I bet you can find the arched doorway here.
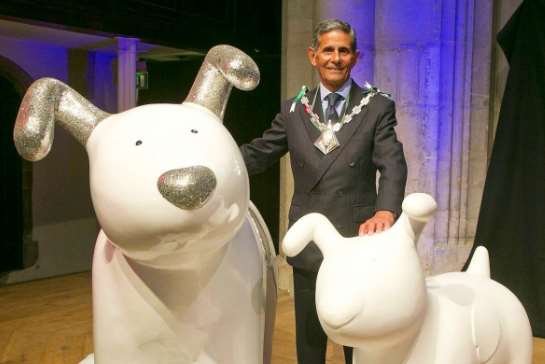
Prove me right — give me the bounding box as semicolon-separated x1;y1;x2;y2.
0;56;34;272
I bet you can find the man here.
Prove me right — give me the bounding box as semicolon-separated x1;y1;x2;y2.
241;19;407;364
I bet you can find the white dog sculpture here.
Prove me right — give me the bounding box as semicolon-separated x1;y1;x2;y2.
14;45;277;364
283;193;532;364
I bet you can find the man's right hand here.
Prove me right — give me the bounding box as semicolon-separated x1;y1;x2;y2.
358;210;395;235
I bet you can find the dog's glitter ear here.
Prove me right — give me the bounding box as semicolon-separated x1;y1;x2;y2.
185;45;260;121
13;77;110;161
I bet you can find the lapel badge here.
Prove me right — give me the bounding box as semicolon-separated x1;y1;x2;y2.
290;85;308;112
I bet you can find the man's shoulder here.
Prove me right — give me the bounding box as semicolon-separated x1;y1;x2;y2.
369;93;395;108
282;96;296;105
279;98;294;115
356;82;394;110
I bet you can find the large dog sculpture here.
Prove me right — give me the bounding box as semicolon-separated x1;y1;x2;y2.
14;45;277;364
283;193;532;364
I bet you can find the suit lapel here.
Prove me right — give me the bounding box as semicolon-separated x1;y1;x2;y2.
298;87;321;145
309;82;368;190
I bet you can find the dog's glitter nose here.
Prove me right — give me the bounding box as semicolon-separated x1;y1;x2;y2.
157;166;216;210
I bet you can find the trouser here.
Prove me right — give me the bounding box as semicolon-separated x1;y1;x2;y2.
293;267;353;364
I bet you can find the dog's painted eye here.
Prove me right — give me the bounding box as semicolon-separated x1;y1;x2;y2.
191;129;198;134
135;140;143;146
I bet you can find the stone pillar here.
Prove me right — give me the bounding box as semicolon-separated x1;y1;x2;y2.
116;37;139;112
373;0;493;273
462;0;494;266
434;0;494;273
87;51;117;113
278;0;316;292
373;1;441;271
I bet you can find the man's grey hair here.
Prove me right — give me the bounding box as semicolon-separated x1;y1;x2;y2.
311;19;357;51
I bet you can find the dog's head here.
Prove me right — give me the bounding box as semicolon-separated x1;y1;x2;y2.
283;194;437;348
14;45;259;268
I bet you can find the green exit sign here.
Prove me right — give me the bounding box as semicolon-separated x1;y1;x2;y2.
136;71;149;90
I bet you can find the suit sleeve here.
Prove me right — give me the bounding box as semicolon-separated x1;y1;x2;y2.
372;99;407;216
240;102;289;176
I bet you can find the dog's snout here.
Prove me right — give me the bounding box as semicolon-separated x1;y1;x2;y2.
157;166;217;210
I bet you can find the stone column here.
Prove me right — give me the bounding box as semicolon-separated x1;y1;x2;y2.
278;0;316;292
373;1;441;271
461;0;494;267
116;37;139;112
87;51;117;113
373;0;492;273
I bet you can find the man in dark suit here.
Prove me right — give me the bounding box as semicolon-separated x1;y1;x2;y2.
240;19;407;364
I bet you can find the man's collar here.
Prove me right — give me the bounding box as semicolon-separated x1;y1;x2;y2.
319;79;352;100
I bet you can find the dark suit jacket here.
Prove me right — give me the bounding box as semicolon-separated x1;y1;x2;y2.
241;80;407;271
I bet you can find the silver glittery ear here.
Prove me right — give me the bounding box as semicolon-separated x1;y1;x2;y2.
13;77;110;161
185;45;260;121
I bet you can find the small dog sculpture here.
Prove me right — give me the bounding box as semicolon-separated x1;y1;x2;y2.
283;193;532;364
14;45;276;364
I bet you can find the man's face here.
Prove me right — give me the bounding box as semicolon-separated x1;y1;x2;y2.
307;30;359;92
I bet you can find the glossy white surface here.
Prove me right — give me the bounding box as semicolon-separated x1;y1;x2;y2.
83;101;276;363
13;45;276;364
283;193;533;364
87;103;248;268
92;210;275;364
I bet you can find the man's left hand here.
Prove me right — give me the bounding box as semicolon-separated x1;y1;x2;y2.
358;210;395;235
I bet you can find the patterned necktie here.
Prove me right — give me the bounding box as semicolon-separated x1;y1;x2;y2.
325;92;343;123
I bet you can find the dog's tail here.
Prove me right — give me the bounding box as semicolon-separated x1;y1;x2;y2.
466;246;490;278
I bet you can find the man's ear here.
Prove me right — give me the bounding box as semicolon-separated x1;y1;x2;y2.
307;47;317;67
